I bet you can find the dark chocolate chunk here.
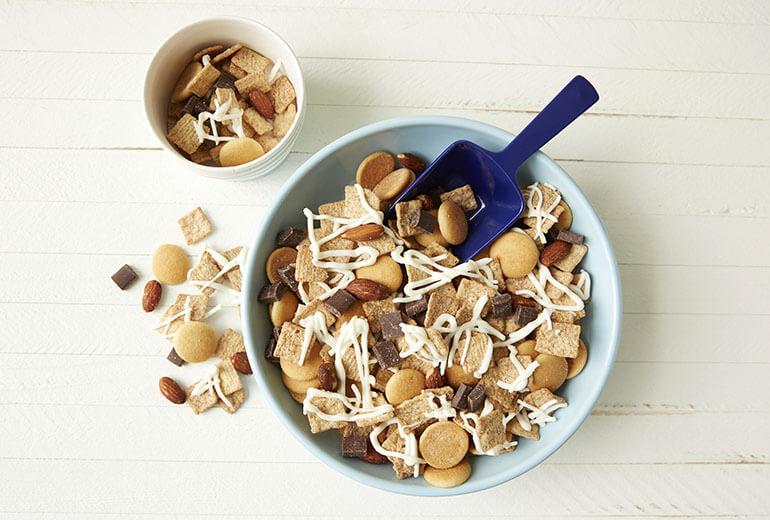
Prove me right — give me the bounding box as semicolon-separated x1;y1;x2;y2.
451;383;472;410
490;293;513;319
415;209;436;234
413;311;426;327
265;328;281;366
276;226;307;247
277;263;300;293
167;348;184;367
404;296;428;317
258;282;287;304
379;311;404;340
324;289;356;318
514;305;539;327
546;227;560;243
214;72;236;90
372;340;401;369
556;229;585;245
466;384;486;412
341;434;368;458
181;95;209;116
111;264;137;290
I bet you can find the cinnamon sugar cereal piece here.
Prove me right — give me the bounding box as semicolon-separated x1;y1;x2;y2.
178;207;213;245
231;47;272;74
551;293;586;324
160;294;209;337
188;63;222;97
292;298;336;328
209;87;239;111
193;45;224;61
535;322;580;358
395;200;423;237
218;388;246;414
553;243;588;273
306;395;347;433
186;384;218;415
360;234;397;255
481;365;520;413
295;241;328;283
456;278;496;316
395;387;454;433
221;247;244;291
382;428;422;479
235;69;271;96
344;185;382;216
355;395;394;427
524;387;565;409
421;243;459;267
222;60;248;79
168;114;203;154
454;332;492;376
546;268;574;299
216;328;245;359
273;103;296;137
273;322;311;364
243;107;274;136
398;349;435;375
211;43;244;64
425;283;459;327
217;359;244;396
362;298;397;334
269;75;297;114
522;184;561;231
256;133;280;153
440;185;478;212
508;418;539;441
474;409;508;453
505;275;536;295
188;251;221;295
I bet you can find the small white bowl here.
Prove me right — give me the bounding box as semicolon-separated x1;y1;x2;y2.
143;17;306;181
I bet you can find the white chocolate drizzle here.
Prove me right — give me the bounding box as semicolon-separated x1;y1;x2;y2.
432;295;504;378
458;400;518;456
297;311;335;365
496;352;540;393
193;97;245;145
369;418;424;478
518;398;567;426
191;364;232;408
525;182;561;244
570;269;591;301
398;323;448;374
424;393;456;421
187;247;247;295
390;247;497;303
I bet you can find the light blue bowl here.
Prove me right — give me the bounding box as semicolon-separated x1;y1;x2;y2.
242;116;622;496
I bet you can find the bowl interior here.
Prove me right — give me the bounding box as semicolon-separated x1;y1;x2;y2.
144;17;305;178
242;116;621;496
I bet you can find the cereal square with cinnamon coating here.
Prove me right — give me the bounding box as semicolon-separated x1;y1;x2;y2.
188;251;220;295
306;395;347;433
295;241;328;283
218;388;246;414
453;332;492;376
553;243;588;273
522;184;561;230
189;63;222;97
230;47;272;74
362;298;397;334
273;322;309;363
395;200;423;237
186;384;218;415
344;185;382;216
160;294;209;337
168;114;202;154
273;103;296;137
508;418;539;441
178;207;212;245
243;107;273;136
395;387;454;433
235;69;271;95
440;185;478;212
421;243;459;267
293;298;336;327
523;387;566;409
535;322;580;358
221;247;244;291
216;328;245;359
424;283;459;327
217;360;243;395
269;75;297;114
456;278;496;316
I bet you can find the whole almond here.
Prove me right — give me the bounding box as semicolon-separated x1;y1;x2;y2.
142;280;162;312
342;223;384;242
231;351;252;374
346;278;390;301
425;367;445;389
248;89;275;119
318;362;338;391
397;152;426;174
540;240;572;266
159;376;186;404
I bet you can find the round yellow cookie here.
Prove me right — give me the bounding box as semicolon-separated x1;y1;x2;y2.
566;339;588;379
173;321;217;363
555;201;573;230
424;458;472;488
516;339;538;358
355;255;403;292
372;168;415;200
419;421;469;469
266;247;298;283
437;200;468;245
489;232;539;278
531;353;568;392
385;368;425;405
356;151;395;189
219;137;264;167
270;291;299;326
280;343;324;381
152;244;190;285
445;364;478;389
171;61;203;103
281;372;320;394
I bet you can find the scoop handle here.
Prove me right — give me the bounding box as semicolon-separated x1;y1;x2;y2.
493;75;599;174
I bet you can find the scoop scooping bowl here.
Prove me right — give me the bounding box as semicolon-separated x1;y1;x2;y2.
387;75;599;262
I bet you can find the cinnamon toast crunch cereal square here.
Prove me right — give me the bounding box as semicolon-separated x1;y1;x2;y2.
178;207;213;245
440;185;478;212
186;385;218;415
216;329;245;359
273;322;309;363
269;75;297;114
425;283;459;327
230;47;272;74
218;388;246;414
553;243;588;272
306;395;347;433
362;298;397;334
295;242;328;283
168;114;202;154
273;103;296;137
535;322;580;358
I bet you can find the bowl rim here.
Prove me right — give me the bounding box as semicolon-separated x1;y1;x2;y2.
142;16;306;179
241;115;622;496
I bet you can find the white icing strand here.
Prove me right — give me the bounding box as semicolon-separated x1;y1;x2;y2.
193;97;246;145
202;304;222;321
492;308;552;348
458;402;518;456
369;418;424;478
518;398;567;426
267;59;284;84
525;183;562;244
298;311;335;365
191;365;232;408
188;247;246;294
398;324;448;374
201;54;211;66
296;282;311;304
497;355;540;393
570;269;592;301
424;393;456;421
390;246;497;303
432;295;505;378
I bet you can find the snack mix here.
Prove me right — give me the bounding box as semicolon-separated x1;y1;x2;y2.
259;151;591;487
166;43;297;167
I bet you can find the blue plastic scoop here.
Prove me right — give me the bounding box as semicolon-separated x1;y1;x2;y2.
388;75;599;262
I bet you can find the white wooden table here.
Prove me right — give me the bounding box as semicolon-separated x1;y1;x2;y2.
1;1;769;518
